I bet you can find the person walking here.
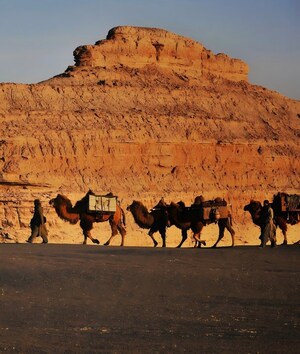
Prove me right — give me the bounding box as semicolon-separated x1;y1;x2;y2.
27;199;48;243
260;200;276;248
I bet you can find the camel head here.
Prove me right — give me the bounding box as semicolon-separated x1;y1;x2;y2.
127;200;140;211
244;200;265;227
49;194;71;208
193;195;205;205
176;201;186;208
243;200;262;214
244;200;264;223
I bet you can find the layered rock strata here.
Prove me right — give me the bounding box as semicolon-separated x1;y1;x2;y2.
0;26;299;245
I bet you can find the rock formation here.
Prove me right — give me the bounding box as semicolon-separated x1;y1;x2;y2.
0;26;299;245
66;26;248;83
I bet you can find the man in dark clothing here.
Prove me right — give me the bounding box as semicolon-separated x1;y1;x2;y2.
260;200;276;248
27;199;48;243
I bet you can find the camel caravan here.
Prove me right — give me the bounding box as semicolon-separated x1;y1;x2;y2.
126;197;235;248
48;190;300;248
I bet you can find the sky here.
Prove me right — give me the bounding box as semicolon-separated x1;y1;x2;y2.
0;0;299;100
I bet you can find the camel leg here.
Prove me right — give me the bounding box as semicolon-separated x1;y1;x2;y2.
117;223;126;246
177;229;188;248
276;217;288;245
159;228;166;247
191;223;205;248
280;226;288;245
212;219;235;248
82;229;100;245
193;232;206;248
211;234;223;248
226;220;235;247
282;230;288;245
103;232;118;246
192;233;198;248
191;231;199;247
104;220;119;246
211;222;225;248
80;219;100;244
148;230;158;247
83;230;88;244
258;227;264;247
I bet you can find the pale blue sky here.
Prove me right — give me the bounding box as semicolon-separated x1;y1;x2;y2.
0;0;299;99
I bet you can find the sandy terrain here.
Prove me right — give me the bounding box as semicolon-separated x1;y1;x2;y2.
0;244;299;353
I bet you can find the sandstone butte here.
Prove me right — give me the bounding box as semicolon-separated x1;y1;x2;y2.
0;26;299;246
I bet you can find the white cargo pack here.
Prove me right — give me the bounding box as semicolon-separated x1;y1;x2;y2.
88;195;117;213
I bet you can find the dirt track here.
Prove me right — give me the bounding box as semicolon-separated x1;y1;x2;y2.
0;244;299;353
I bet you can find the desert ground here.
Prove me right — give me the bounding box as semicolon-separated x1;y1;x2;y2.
0;242;299;354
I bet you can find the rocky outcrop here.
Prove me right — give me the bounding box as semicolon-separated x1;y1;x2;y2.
0;26;299;245
49;26;248;85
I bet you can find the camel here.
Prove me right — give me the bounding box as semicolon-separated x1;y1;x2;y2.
49;190;126;245
164;201;204;248
166;199;235;248
244;196;299;245
126;199;168;247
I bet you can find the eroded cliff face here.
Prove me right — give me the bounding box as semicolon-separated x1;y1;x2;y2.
0;26;299;245
69;26;248;83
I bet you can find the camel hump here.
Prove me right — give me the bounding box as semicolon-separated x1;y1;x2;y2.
214;197;227;206
129;200;149;213
201;198;227;208
105;192;115;198
57;193;68;199
128;200;140;208
153;197;168;209
193;195;205;205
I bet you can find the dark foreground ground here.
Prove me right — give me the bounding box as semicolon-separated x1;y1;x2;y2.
0;244;299;354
